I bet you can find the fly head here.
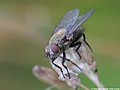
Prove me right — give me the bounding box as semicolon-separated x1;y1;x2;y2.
45;43;62;60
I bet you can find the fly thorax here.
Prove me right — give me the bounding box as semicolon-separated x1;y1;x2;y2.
49;29;66;45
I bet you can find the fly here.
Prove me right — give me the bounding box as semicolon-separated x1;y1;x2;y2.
45;8;95;79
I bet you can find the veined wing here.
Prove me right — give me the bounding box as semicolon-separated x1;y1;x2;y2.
68;9;95;35
54;8;79;33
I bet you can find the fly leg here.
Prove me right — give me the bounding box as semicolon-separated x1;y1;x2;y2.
69;41;82;59
83;34;92;51
51;59;65;78
60;56;82;71
62;50;71;79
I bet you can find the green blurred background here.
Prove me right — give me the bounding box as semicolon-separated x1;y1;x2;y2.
0;0;120;90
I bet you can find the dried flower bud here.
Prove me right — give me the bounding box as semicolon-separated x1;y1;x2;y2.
32;65;70;89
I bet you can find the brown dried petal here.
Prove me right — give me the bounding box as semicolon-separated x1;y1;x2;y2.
32;65;70;89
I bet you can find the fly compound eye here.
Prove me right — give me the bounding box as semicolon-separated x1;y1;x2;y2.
50;44;60;53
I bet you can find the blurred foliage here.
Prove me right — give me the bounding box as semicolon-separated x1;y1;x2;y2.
0;0;120;90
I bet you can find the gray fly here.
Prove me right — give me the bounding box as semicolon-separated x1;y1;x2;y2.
45;8;95;79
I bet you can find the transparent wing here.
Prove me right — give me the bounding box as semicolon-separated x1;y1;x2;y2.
54;8;79;33
68;9;95;35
